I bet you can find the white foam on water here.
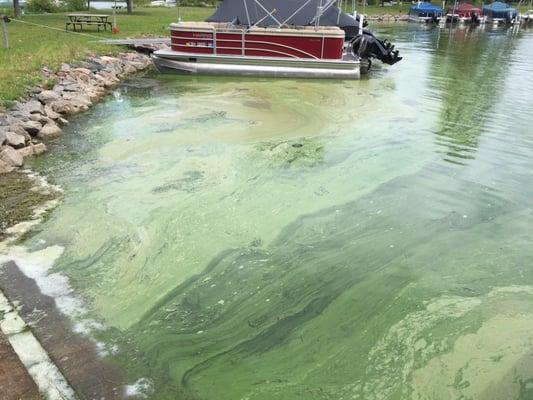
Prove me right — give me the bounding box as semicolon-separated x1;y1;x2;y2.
0;245;112;394
124;377;153;398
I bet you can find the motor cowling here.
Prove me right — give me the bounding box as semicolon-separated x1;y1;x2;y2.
348;29;402;66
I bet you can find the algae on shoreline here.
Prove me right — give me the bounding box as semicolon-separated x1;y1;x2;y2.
0;172;60;242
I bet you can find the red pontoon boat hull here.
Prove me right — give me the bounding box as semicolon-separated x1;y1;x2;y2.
152;22;361;79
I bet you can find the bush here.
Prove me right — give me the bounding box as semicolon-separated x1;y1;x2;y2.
26;0;58;13
64;0;87;11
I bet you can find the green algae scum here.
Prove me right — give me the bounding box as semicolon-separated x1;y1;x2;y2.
4;24;533;399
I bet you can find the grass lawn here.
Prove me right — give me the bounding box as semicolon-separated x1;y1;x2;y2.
0;6;213;106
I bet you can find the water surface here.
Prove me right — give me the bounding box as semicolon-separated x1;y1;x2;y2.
12;24;533;399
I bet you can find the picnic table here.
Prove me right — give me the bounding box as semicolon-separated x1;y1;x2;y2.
66;13;112;32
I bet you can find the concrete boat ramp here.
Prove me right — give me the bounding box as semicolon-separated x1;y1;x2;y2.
0;261;124;399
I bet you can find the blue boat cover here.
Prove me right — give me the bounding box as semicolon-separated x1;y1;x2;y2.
483;1;517;18
409;2;444;13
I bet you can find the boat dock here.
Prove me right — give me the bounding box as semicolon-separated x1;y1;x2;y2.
98;37;169;52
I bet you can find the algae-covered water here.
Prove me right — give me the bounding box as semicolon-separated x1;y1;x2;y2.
7;24;533;399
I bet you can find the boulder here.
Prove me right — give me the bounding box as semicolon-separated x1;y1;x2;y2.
21;120;42;136
50;100;74;115
63;83;82;92
38;121;62;138
17;142;47;159
44;104;61;120
9;110;31;122
57;117;69;126
0;146;24;167
99;56;120;64
0;131;6;146
5;132;26;149
33;142;47;155
38;90;61;104
29;113;51;125
18;99;44;115
0;159;14;174
74;67;92;75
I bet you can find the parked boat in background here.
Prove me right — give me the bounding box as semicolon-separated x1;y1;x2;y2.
518;9;533;24
445;2;484;23
409;2;444;23
152;0;402;79
482;1;517;24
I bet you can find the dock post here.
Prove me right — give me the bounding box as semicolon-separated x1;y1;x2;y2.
1;15;9;49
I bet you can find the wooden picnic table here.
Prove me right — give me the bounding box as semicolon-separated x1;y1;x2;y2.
66;13;112;32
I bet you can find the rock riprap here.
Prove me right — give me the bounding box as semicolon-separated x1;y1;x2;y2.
0;52;152;173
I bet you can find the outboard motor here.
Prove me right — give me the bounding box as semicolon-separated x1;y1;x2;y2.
349;29;402;70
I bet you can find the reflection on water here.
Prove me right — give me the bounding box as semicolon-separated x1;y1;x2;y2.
9;24;533;399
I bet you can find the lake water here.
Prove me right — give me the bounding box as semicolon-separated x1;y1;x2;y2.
7;23;533;399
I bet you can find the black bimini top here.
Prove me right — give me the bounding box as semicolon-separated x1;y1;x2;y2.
207;0;362;30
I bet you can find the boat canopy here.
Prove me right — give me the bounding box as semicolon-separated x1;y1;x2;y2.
208;0;360;28
447;2;482;14
409;2;444;16
482;1;517;18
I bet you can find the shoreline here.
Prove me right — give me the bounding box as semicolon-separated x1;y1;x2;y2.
0;50;154;399
0;51;153;238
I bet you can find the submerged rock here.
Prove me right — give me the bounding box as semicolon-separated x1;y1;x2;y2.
0;159;14;174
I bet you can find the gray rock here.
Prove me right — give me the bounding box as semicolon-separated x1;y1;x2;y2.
9;111;30;122
17;142;47;159
18;99;44;115
33;142;47;155
50;100;74;115
38;121;61;138
9;124;30;138
0;159;14;174
57;117;69;126
0;146;24;167
0;131;6;146
5;132;26;149
38;90;60;104
44;104;61;120
74;67;92;75
30;113;52;125
63;83;82;92
21;120;42;135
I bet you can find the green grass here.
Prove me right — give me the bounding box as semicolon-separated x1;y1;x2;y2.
0;7;213;106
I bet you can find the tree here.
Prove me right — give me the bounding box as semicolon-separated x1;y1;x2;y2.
13;0;21;18
127;0;132;14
